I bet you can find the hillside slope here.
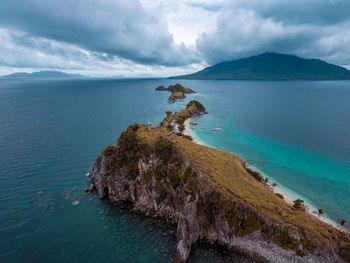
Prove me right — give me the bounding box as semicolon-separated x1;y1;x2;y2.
2;70;83;78
87;102;350;262
170;53;350;80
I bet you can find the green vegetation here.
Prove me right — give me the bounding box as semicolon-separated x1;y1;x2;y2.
276;229;298;250
184;177;197;201
170;52;350;80
169;91;185;102
102;145;115;156
178;124;185;132
103;100;350;260
160;100;207;138
156;83;195;102
317;208;324;218
275;193;284;199
163;83;195;94
340;219;347;231
222;202;237;228
182;135;193;141
293;199;306;211
237;216;261;235
186;100;205;112
132;124;350;259
245;168;264;182
155;136;175;162
179;166;191;183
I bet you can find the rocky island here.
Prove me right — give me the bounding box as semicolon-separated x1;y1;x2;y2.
156;83;195;102
86;100;350;262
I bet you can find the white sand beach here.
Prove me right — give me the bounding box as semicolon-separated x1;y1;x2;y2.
183;116;346;233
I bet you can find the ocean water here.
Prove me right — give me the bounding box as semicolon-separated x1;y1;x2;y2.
0;78;349;262
0;78;256;263
184;80;350;227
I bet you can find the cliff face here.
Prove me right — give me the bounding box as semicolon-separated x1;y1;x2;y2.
87;105;350;263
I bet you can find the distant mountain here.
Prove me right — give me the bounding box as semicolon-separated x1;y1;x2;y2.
170;53;350;80
2;71;84;79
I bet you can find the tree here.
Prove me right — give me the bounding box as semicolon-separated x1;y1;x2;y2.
340;219;347;231
293;199;305;211
178;124;185;132
317;208;324;218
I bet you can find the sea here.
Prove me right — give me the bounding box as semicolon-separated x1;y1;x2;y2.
0;78;349;262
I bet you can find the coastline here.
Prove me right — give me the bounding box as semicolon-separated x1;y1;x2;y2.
270;179;340;229
183;117;344;232
183;118;193;138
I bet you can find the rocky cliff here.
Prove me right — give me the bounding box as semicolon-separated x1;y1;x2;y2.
86;102;350;263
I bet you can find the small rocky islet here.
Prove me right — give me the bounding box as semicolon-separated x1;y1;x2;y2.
156;83;195;103
86;85;350;262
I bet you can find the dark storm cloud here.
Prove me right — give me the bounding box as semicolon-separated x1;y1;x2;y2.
197;0;350;66
1;0;350;72
0;0;200;66
236;0;350;26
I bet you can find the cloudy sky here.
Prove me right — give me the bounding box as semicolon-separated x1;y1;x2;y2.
1;0;350;77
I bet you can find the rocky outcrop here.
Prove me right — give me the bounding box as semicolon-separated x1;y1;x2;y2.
160;100;207;136
87;104;350;263
156;84;195;102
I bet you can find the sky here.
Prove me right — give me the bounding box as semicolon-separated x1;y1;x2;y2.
0;0;350;77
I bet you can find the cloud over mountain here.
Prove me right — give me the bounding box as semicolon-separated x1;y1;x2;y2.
1;0;350;76
196;0;350;67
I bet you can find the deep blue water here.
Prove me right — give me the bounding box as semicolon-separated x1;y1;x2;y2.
0;78;349;262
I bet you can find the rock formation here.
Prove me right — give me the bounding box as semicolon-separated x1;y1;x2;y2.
156;84;195;102
86;101;350;262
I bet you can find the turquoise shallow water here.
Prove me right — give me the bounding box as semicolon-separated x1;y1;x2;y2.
183;80;350;227
0;78;349;262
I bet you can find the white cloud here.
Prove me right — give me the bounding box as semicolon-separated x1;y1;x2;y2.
141;0;221;45
0;27;205;77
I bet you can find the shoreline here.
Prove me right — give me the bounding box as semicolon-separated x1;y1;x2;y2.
183;118;193;138
269;179;340;229
183;117;344;232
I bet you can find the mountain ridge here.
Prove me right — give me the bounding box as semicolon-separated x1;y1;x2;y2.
170;53;350;80
2;70;84;79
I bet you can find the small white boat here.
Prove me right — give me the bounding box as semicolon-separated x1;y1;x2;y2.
189;121;198;125
145;119;152;127
212;128;222;131
72;198;80;207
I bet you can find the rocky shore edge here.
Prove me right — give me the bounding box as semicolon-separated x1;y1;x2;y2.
156;83;195;103
85;100;350;263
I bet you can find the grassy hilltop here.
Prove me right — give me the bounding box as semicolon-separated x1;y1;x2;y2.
90;101;350;262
